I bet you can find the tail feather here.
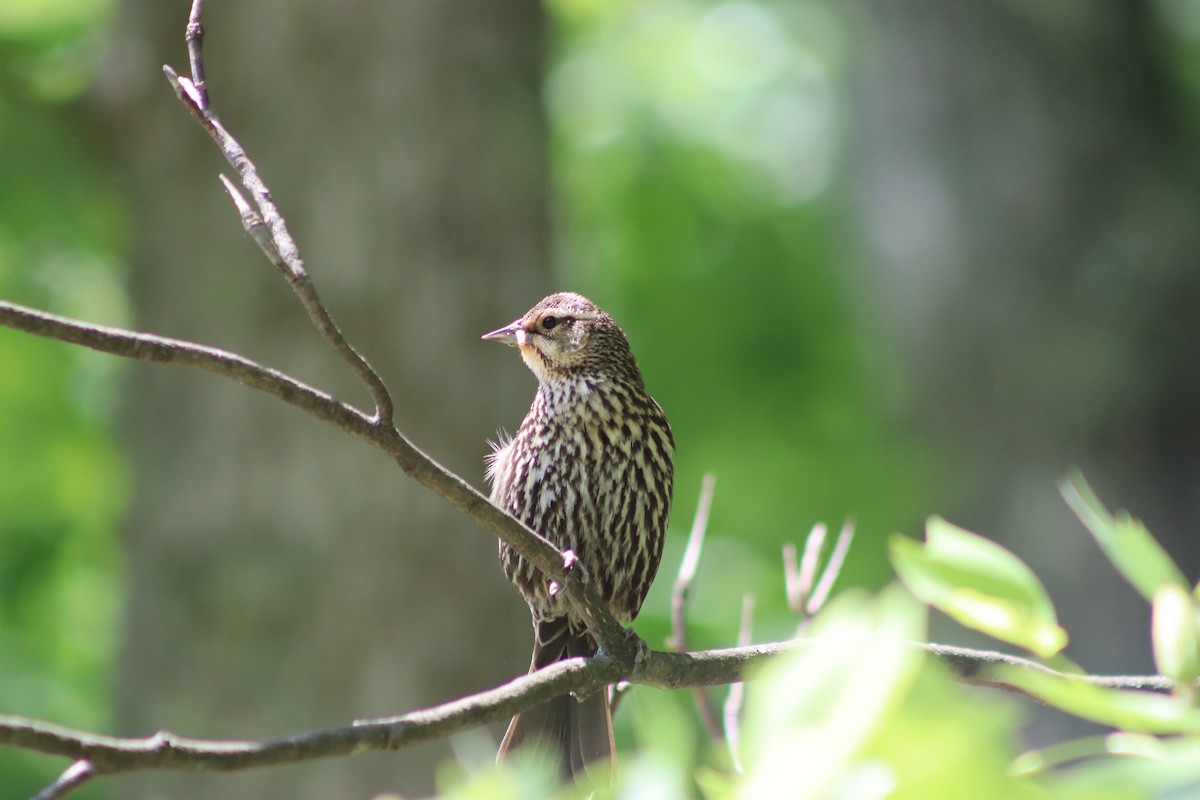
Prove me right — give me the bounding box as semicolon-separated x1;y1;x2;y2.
498;618;615;784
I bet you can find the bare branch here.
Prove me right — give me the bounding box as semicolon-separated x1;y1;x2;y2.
634;640;1183;694
184;0;209;110
807;519;854;615
784;519;856;635
785;523;826;617
672;472;718;616
0;301;371;431
30;761;94;800
4;656;613;777
161;0;393;425
670;473;717;649
666;474;723;740
2;639;1182;787
723;594;755;773
608;680;632;718
218;174;284;267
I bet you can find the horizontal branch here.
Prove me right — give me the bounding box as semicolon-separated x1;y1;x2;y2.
0;301;372;431
924;643;1178;693
1;638;1179;776
2;657;609;775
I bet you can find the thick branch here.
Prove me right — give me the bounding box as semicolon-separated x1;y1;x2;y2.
1;639;1180;776
3;657;612;775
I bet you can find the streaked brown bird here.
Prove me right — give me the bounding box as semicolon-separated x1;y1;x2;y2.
483;292;674;783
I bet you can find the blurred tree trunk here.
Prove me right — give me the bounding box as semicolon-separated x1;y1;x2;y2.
853;0;1200;678
105;1;548;796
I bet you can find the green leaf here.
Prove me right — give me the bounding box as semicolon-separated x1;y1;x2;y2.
739;585;1033;799
996;666;1200;735
889;517;1067;658
1151;583;1200;691
1038;735;1200;800
695;766;736;800
740;586;929;800
1059;471;1188;603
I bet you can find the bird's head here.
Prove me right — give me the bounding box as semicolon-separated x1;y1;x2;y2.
482;292;638;384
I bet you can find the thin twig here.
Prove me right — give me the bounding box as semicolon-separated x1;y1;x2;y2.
784;519;856;636
782;542;799;612
29;760;95;800
184;0;208;110
162;0;393;425
5;657;611;776
609;680;632;717
786;522;827;617
0;302;370;429
669;472;717;650
807;519;854;615
797;523;826;608
666;474;723;740
219;175;284;266
723;593;755;773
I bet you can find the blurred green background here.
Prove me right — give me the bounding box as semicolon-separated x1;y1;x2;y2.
3;0;1200;797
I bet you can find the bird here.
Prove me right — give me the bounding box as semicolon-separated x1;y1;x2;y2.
482;292;674;784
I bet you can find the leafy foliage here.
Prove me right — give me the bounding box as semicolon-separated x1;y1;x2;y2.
890;517;1067;657
888;475;1200;798
445;476;1200;798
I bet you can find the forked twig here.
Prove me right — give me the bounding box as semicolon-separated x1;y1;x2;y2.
784;519;855;633
784;523;827;616
162;0;393;425
807;519;854;616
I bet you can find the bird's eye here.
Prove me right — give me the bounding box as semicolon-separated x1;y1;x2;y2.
541;316;559;330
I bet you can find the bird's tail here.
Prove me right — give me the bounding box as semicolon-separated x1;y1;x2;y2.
497;617;615;785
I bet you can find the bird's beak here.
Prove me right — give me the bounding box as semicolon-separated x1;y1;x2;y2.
481;320;530;347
